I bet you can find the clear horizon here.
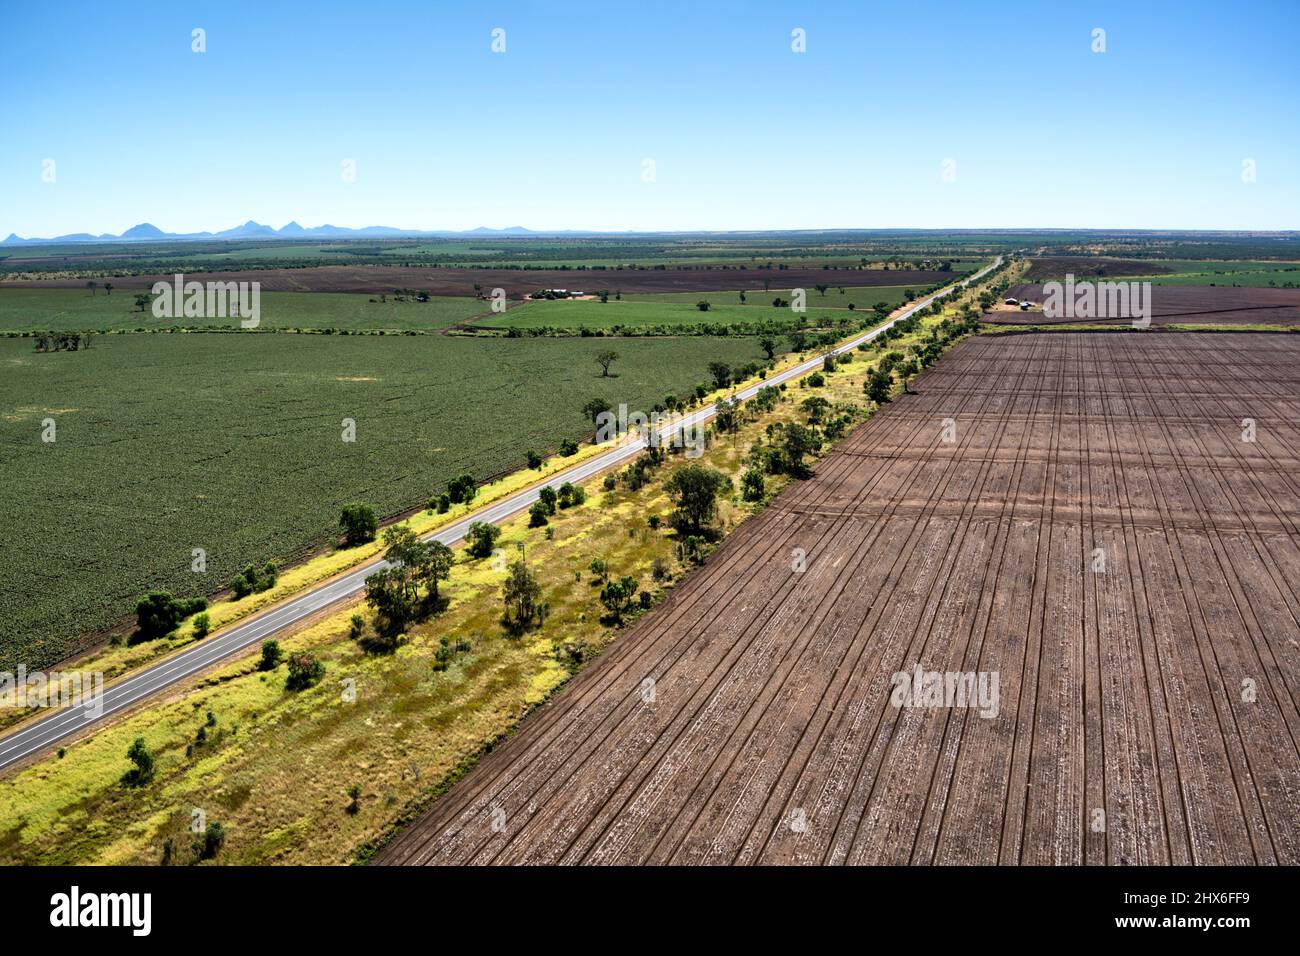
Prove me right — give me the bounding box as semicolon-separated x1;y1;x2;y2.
4;0;1297;236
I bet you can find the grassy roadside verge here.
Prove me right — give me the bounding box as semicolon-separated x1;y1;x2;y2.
0;267;1001;865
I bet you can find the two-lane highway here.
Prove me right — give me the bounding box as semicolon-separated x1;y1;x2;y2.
0;257;1001;773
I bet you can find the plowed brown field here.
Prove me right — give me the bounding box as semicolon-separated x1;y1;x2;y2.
989;283;1300;326
378;331;1300;865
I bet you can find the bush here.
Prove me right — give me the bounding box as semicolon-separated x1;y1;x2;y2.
600;575;639;625
258;640;282;671
339;503;378;547
602;474;617;491
528;501;550;527
538;485;559;515
192;612;210;639
559;438;579;456
526;450;543;469
134;592;207;643
447;474;477;505
121;737;156;787
741;468;765;502
558;482;586;509
465;521;502;559
676;535;710;565
429;493;450;514
285;653;325;691
198;821;225;860
229;561;277;600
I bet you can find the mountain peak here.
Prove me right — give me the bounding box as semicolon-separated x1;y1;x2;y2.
120;222;165;239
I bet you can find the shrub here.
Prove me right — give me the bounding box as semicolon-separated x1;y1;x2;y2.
285;653;325;691
538;485;559;514
121;737;155;787
198;822;225;860
447;474;477;505
465;521;502;559
559;438;579;456
258;640;282;671
134;592;207;643
741;468;765;502
600;576;639;624
528;501;550;527
192;612;210;639
526;450;543;469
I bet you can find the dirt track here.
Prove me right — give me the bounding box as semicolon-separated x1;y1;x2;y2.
377;331;1300;865
1;266;953;298
989;283;1300;326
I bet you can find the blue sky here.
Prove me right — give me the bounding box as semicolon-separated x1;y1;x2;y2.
2;0;1297;236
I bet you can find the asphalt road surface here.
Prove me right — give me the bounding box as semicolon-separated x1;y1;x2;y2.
0;258;1001;774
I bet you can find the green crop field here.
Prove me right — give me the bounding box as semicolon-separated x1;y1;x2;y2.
0;289;488;332
0;332;784;671
622;284;920;309
485;297;888;332
1107;259;1300;287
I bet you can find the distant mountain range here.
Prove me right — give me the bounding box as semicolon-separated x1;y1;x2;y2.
1;221;541;246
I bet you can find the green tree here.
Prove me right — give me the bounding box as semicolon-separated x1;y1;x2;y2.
600;575;639;625
664;465;730;536
365;526;453;637
780;423;819;477
339;503;378;547
582;397;612;426
865;367;893;405
122;737;156;787
759;336;776;359
134;591;206;643
447;474;477;505
741;468;765;502
596;349;619;377
465;521;501;559
258;640;282;671
706;361;731;390
501;559;547;636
